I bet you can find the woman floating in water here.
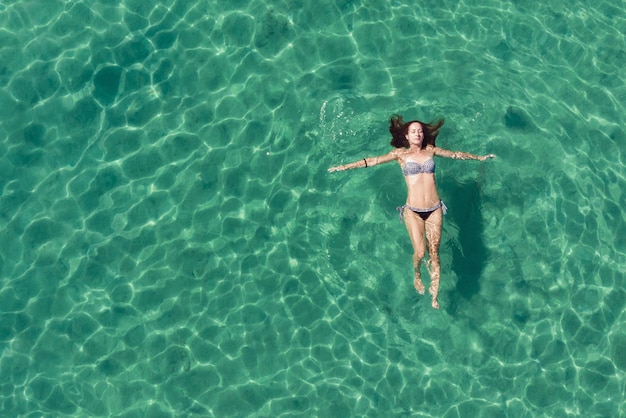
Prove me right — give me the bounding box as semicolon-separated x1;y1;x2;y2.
329;115;495;309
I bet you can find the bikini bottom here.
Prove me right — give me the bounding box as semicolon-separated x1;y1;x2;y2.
397;201;447;222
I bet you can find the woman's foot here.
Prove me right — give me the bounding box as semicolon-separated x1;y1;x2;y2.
429;282;440;309
414;274;425;294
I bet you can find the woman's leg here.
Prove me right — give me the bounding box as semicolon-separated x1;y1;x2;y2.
424;208;443;309
403;208;426;294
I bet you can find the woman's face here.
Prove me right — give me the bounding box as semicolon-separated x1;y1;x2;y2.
405;122;423;146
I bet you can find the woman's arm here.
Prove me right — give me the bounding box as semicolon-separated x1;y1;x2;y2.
434;147;496;161
328;150;399;172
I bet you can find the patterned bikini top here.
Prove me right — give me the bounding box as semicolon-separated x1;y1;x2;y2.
402;158;435;176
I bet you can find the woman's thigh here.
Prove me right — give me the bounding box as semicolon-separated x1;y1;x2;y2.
424;208;443;254
404;208;426;252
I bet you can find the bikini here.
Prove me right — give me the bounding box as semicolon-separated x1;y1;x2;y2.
397;158;447;221
402;159;435;176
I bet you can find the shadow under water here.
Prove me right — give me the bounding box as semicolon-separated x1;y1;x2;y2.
442;178;489;314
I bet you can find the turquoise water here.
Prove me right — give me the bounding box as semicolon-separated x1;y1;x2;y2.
1;0;625;416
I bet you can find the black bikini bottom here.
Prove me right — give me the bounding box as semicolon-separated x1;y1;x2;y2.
396;201;447;222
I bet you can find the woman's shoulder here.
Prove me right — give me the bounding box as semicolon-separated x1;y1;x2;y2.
389;147;406;157
425;145;437;156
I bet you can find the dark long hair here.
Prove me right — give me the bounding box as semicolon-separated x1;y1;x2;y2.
389;114;445;149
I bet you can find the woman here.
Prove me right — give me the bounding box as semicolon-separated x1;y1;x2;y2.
328;115;495;309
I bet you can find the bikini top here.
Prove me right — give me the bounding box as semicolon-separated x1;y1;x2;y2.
402;158;435;176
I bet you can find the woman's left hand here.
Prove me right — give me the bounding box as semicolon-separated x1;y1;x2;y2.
480;154;496;161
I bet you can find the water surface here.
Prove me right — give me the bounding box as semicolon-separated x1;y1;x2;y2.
1;0;625;416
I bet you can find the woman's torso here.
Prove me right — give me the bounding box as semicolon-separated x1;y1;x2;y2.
396;146;440;209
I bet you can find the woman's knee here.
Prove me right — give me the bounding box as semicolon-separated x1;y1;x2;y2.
427;240;440;259
413;248;425;262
